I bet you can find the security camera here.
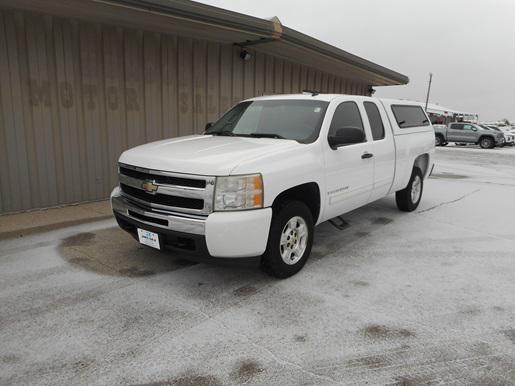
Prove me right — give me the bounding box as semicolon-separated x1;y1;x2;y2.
240;50;252;61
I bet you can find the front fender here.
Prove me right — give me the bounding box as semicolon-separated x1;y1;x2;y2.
230;142;325;210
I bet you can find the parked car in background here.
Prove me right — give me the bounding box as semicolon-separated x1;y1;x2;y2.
111;94;435;278
434;122;504;148
482;125;514;146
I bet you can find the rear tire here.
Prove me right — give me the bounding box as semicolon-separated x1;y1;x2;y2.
435;135;443;146
396;168;423;212
261;201;314;278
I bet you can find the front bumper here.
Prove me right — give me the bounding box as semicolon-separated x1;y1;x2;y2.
111;187;272;258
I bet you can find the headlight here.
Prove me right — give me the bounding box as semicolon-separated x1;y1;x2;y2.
214;174;263;211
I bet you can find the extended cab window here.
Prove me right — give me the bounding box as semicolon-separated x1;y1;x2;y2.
364;102;385;140
329;101;365;140
391;105;430;128
206;100;329;143
450;123;463;130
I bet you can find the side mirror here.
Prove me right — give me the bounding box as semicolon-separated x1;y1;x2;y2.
205;122;213;131
328;127;365;149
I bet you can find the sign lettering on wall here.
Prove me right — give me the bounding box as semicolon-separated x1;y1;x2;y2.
29;80;51;107
28;79;140;111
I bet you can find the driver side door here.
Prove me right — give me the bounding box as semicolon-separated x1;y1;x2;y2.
447;123;464;141
323;101;374;220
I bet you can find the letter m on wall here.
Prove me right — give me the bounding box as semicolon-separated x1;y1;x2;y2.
29;79;51;107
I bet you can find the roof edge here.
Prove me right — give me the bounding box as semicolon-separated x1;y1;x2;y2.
95;0;276;37
96;0;409;85
280;26;409;85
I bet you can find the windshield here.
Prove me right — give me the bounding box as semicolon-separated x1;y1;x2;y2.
206;100;329;143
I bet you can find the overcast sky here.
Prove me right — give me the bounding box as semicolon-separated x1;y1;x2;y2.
197;0;514;121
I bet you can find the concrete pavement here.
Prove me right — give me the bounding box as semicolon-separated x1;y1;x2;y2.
0;147;514;385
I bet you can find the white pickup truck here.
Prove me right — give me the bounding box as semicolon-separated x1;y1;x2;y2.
111;93;435;278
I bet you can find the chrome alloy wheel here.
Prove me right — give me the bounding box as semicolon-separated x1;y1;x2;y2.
411;175;422;203
280;216;308;265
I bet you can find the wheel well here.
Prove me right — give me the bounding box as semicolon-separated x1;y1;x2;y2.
413;154;429;177
272;183;320;223
478;135;493;141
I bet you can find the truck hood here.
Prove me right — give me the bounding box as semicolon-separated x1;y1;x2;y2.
119;135;301;175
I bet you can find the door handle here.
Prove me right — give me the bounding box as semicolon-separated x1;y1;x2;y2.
361;152;373;159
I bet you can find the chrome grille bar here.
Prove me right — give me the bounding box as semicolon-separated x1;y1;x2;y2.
118;163;215;215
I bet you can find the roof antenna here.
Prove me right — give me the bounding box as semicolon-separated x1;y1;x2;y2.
302;90;319;96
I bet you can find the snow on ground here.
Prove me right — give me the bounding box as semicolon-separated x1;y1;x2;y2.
1;147;514;385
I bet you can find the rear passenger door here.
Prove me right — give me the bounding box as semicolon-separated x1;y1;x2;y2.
363;101;396;202
323;100;374;219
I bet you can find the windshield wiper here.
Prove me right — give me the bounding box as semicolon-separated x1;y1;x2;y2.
207;130;235;136
249;133;286;139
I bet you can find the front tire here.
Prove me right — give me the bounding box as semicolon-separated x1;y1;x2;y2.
396;168;423;212
261;201;314;278
479;136;494;149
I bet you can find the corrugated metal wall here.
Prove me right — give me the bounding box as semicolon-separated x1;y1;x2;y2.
0;9;368;214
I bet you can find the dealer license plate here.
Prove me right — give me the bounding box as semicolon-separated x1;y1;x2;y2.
137;228;161;250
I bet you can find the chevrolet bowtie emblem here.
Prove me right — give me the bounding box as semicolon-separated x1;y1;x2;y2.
141;181;158;193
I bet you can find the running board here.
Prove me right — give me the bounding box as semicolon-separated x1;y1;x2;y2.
328;216;349;230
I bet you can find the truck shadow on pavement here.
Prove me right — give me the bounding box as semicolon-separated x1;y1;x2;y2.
58;199;400;280
59;227;195;277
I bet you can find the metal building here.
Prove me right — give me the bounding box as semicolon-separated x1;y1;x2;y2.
0;0;408;213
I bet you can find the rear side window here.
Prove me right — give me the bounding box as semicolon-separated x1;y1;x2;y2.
391;105;430;128
450;123;462;129
329;101;364;135
364;102;385;140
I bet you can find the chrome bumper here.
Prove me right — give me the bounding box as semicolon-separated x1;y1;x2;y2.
111;187;206;235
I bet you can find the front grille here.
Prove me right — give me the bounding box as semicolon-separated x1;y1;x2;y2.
118;163;214;215
119;166;206;188
121;184;204;210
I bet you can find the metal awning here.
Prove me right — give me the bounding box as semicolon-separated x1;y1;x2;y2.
2;0;409;86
